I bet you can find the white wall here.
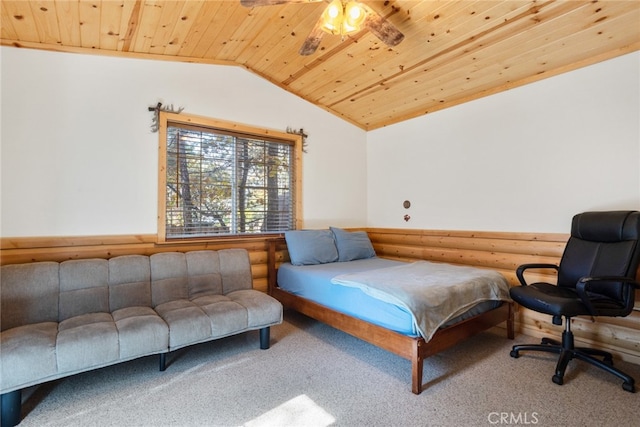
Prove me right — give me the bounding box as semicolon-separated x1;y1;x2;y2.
2;48;639;237
367;52;640;233
0;47;367;237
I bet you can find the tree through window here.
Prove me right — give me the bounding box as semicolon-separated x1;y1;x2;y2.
158;113;300;241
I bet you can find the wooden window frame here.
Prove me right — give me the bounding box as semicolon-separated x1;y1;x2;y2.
157;112;302;243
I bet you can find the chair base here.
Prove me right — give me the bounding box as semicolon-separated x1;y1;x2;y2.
511;330;636;393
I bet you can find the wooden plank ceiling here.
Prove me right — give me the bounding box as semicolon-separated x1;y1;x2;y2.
2;1;639;130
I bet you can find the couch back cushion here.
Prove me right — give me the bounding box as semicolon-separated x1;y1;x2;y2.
185;251;223;299
59;259;109;321
0;262;60;331
219;249;253;294
108;255;153;311
150;252;189;306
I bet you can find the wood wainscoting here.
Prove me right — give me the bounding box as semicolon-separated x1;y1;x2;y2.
2;228;639;363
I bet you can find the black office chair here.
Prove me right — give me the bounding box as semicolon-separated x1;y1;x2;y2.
510;211;640;392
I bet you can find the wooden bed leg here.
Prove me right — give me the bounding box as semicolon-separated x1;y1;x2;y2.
411;340;423;394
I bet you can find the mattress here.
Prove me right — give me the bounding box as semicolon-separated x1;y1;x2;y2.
277;257;502;338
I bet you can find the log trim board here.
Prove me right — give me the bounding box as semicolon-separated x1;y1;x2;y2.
267;237;515;394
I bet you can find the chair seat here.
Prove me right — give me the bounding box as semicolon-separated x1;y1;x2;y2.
510;283;587;318
510;283;628;318
509;283;629;317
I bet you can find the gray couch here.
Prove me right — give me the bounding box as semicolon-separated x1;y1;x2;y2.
0;249;283;426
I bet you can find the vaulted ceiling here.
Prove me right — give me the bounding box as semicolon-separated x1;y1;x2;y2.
2;1;639;130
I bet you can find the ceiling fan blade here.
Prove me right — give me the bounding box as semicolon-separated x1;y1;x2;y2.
299;15;325;56
361;4;404;47
241;0;321;7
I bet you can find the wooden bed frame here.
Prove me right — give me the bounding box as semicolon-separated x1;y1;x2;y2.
267;238;515;394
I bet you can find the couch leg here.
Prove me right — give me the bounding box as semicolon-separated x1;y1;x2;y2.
159;353;167;371
260;327;270;350
1;389;22;427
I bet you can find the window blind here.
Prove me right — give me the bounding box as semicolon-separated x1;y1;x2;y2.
164;122;295;239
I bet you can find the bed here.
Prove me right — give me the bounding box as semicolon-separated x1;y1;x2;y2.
267;228;514;394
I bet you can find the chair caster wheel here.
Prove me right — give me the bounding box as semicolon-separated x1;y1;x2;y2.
510;350;519;358
552;375;563;385
622;382;635;393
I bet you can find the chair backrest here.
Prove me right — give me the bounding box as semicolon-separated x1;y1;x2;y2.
557;211;640;306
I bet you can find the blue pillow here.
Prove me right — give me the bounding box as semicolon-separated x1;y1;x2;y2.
284;230;339;266
330;227;376;262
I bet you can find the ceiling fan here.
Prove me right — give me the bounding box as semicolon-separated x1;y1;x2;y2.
241;0;404;55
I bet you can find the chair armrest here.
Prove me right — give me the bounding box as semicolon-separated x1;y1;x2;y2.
516;263;559;286
575;276;640;316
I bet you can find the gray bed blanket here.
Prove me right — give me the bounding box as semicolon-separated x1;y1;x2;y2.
330;261;511;340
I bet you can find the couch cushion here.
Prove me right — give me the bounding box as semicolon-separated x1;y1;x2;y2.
186;251;223;299
0;262;59;331
154;299;212;350
57;313;119;373
191;295;249;338
227;290;284;329
0;322;58;392
150;252;189;306
112;306;169;359
59;259;109;321
219;249;254;294
109;255;153;311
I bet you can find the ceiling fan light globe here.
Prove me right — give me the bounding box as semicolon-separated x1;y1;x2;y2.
343;2;366;34
321;0;344;35
345;2;364;21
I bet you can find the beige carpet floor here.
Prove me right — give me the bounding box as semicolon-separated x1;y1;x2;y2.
17;310;640;427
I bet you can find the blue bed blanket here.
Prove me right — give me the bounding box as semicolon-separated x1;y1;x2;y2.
331;261;512;340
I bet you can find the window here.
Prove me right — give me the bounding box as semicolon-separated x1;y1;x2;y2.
158;112;301;241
